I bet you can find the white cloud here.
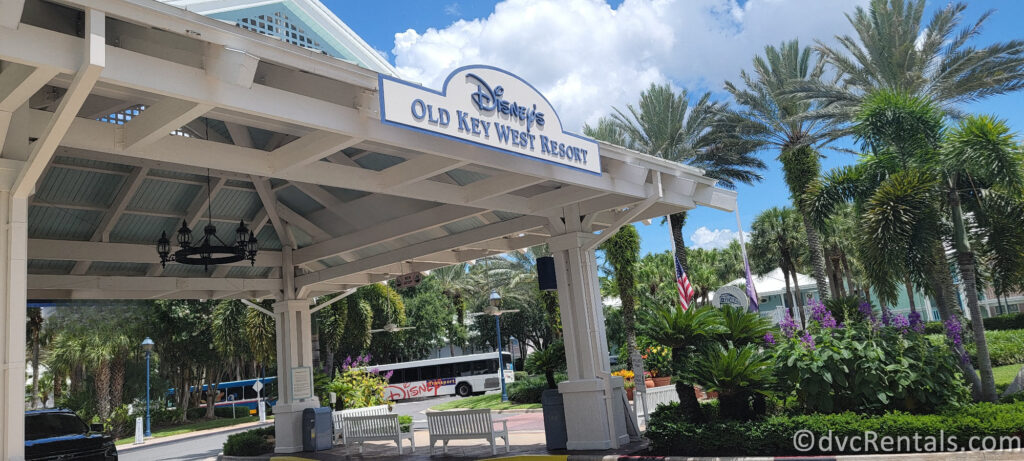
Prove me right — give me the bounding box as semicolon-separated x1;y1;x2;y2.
391;0;868;131
690;226;748;249
444;3;461;16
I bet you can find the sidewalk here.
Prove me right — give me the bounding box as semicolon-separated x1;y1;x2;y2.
119;419;273;451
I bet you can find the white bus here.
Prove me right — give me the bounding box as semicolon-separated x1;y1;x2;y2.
374;352;515;400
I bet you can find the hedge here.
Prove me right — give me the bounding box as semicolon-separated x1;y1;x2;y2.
646;401;1024;456
924;312;1024;335
508;373;567;404
223;427;274;456
926;329;1024;367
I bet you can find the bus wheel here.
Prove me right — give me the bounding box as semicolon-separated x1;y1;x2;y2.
456;382;472;397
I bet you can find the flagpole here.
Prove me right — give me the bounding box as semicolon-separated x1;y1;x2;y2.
735;205;759;312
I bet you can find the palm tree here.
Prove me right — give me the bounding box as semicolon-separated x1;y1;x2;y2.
245;302;276;377
595;83;765;275
810;90;1021;401
725;39;840;301
641;304;726;423
598;225;641;374
797;0;1024;120
940;115;1024;402
749;207;807;325
431;263;474;354
27;307;44;409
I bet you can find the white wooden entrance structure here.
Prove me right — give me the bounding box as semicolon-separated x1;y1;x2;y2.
0;0;736;458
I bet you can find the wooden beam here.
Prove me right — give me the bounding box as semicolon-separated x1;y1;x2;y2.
276;201;331;243
377;155;466;189
269;131;361;173
309;288;356;314
242;299;274;317
251;176;293;248
183;176;225;230
0;63;58;112
124;98;211;149
27;238;281;266
292;203;484;265
0;0;25;29
295;215;547;288
12;9;103;198
27;274;282;292
95;167;149;242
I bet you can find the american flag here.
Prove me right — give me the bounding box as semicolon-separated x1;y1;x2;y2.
674;255;695;311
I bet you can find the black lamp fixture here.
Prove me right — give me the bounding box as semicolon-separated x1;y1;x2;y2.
157;168;257;271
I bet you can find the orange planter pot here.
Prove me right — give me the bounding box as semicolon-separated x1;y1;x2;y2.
644;378;656;389
652;376;672;387
626;387;634;401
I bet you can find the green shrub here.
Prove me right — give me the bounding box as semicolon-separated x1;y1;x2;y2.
772;304;970;414
646;401;1024;456
927;329;1024;367
398;415;412;433
223;427;274;456
508;373;567;404
185;407;206;420
513;371;528;381
106;404;140;439
924;313;1024;335
214;405;249;418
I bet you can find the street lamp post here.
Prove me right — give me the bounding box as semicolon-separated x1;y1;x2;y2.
489;291;509;402
141;337;154;437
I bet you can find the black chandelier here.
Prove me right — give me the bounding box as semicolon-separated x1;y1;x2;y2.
157;169;258;271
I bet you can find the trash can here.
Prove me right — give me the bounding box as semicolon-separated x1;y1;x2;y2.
541;389;567;450
301;407;333;452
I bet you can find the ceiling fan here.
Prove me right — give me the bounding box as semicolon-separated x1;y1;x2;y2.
369;322;414;334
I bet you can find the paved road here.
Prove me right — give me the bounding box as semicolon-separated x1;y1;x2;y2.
116;395;462;461
118;422;273;461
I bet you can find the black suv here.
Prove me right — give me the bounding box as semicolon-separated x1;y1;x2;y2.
25;409;118;461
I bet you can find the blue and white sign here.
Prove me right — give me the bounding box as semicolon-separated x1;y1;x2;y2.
380;65;601;175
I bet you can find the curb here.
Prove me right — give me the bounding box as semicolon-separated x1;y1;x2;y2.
119;420;273;451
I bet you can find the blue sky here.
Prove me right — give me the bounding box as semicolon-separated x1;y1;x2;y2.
328;0;1024;257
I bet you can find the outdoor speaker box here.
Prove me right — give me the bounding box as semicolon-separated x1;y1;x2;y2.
537;256;557;291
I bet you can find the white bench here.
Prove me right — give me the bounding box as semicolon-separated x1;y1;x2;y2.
427;409;509;455
342;414;415;455
331;404;390;445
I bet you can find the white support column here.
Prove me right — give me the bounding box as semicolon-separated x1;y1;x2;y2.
548;206;628;451
0;189;28;461
272;298;319;453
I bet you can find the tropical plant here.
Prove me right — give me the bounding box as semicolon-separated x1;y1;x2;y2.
525;339;566;389
716;304;774;347
325;355;393;410
748;207;807;324
599;225;641;374
641;304;726;423
797;0;1024;121
689;342;775;420
591;83;764;290
725;39;840;301
26;307;44;409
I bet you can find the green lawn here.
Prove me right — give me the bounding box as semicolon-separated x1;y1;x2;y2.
994;363;1023;394
430;394;541;411
115;415;272;445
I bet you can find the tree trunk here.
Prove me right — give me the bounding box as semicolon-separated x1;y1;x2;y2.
904;276;917;314
789;265;807;329
669;212;689;271
324;348;335;377
674;381;705;423
95;359;112;420
956;250;997;401
841;254;857;298
110;357;125;409
928;243;984;400
824;250;841;299
52;373;62;404
31;335;40;409
782;268;794;318
801;214;831;301
949;188;997;402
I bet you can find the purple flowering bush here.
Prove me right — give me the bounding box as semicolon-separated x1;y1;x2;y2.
325;354;394;410
770;300;970;413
